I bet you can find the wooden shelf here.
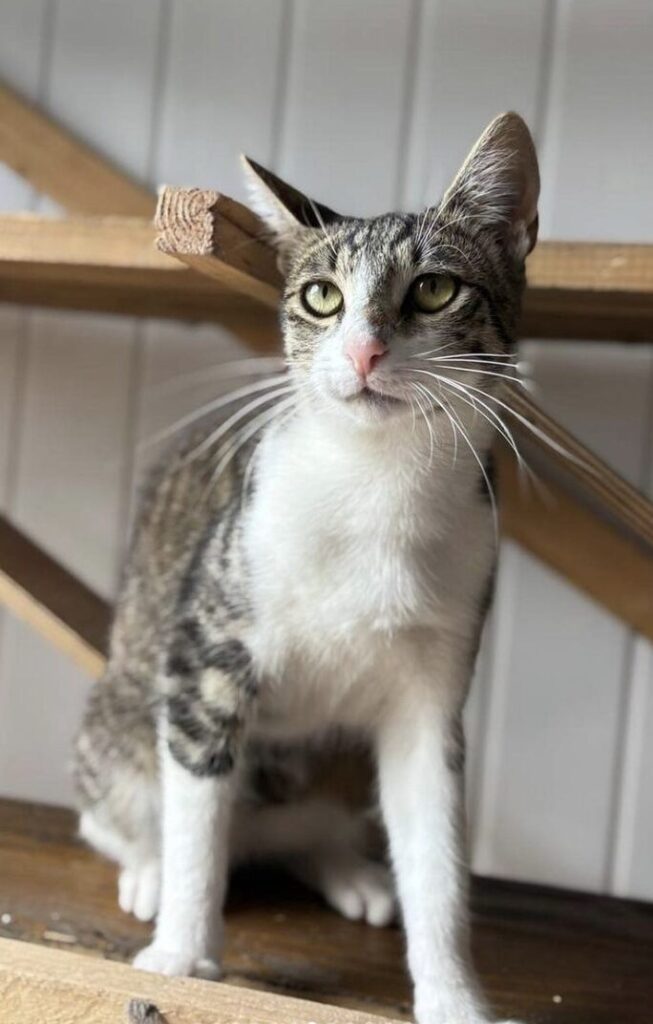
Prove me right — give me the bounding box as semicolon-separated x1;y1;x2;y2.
1;797;651;1024
1;210;652;342
0;213;279;348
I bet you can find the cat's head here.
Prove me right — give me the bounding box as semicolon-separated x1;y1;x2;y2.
243;112;539;428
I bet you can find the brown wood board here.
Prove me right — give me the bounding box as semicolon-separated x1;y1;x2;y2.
0;79;154;217
0;514;109;678
0;797;651;1024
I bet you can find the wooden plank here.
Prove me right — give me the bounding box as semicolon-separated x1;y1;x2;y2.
1;796;653;1024
2;209;653;343
155;187;282;307
523;241;653;341
0;213;279;348
0;938;401;1024
0;78;154;216
0;515;108;679
497;450;653;642
506;384;653;549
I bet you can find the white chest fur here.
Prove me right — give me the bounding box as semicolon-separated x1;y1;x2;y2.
243;410;493;736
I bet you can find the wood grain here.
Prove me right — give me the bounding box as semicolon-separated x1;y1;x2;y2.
0;797;651;1024
155;187;283;307
0;213;280;348
506;384;653;549
0;78;154;216
498;450;653;641
522;242;653;341
0;515;109;679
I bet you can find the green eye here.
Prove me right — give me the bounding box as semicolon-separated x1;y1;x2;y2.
302;280;344;317
410;274;458;313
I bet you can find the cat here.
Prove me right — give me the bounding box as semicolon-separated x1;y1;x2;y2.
74;111;539;1024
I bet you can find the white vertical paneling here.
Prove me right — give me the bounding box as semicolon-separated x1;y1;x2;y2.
0;310;24;510
41;0;164;195
13;311;137;595
279;0;417;213
610;358;653;899
611;641;653;900
0;0;50;495
0;620;92;805
135;0;289;490
0;0;164;806
11;0;163;595
539;0;653;240
474;344;653;889
401;0;552;211
156;0;288;198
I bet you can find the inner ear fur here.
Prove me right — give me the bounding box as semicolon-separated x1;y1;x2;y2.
441;112;540;256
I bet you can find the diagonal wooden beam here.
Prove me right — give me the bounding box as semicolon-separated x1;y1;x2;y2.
497;451;653;640
506;385;653;550
0;515;109;679
0;79;154;216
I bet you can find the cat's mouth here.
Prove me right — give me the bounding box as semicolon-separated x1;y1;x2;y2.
352;386;404;408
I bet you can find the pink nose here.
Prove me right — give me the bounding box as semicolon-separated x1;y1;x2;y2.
345;336;387;379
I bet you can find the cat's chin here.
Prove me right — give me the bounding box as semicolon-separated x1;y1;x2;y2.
321;385;410;427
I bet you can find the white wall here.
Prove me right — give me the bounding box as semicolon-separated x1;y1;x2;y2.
0;0;651;899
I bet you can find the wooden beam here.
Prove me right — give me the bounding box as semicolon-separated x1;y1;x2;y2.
0;515;109;679
523;241;653;341
0;79;154;216
2;208;653;344
0;213;280;349
498;450;653;641
155;186;283;307
0;938;400;1024
505;385;653;549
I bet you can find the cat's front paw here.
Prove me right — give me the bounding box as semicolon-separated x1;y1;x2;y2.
133;943;221;980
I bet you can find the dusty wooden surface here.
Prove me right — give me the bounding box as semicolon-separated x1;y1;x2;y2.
0;798;651;1024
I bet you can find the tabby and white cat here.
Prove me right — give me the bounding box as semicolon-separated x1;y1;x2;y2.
74;113;539;1024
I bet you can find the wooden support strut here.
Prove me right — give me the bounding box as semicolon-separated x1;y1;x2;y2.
0;212;280;349
0;79;154;217
0;515;109;679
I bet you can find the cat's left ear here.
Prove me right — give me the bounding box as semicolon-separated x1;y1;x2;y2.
241;156;343;256
441;112;540;259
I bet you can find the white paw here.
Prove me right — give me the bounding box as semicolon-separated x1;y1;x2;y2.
321;857;396;927
118;862;161;922
133;943;221;980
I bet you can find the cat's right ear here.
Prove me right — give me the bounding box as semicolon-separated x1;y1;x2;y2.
241;156;343;256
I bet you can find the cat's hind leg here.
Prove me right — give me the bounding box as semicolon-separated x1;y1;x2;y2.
79;802;160;922
231;797;396;927
74;680;161;923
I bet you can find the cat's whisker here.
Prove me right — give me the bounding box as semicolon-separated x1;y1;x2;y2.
407;367;533;482
413;362;526;388
147;357;286;398
434;376;536;487
187;382;296;464
409;375;499;544
207;394;298;497
241;399;297;497
443;376;580;466
411;383;436;469
140;373;290;451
